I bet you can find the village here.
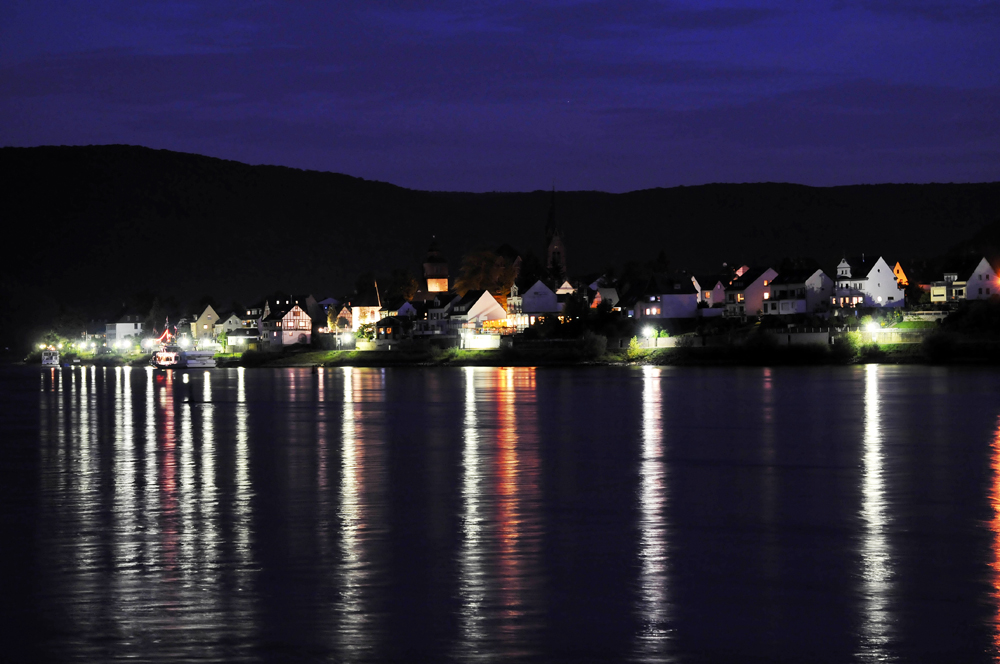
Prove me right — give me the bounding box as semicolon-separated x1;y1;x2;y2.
72;199;1000;363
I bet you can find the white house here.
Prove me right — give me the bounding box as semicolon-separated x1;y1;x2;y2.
521;280;562;322
633;274;699;319
105;314;143;346
692;274;728;308
213;312;244;339
833;256;903;308
725;267;779;317
262;304;312;349
763;269;834;315
450;290;507;326
931;257;998;303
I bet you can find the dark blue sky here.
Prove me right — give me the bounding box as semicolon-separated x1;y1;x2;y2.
2;1;997;192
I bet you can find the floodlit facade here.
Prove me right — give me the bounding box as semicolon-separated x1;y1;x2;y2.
931;257;999;303
833;256;903;308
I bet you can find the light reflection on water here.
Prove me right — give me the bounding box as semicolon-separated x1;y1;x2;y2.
858;364;894;662
634;366;672;661
19;365;1000;662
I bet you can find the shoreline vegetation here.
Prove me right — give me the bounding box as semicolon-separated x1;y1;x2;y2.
26;333;1000;369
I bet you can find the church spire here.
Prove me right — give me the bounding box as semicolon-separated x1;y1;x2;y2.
544;187;567;283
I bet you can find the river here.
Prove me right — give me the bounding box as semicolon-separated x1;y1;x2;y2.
2;364;1000;662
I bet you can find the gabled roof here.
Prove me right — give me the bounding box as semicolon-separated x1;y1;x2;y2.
115;313;144;324
940;256;992;281
693;274;728;290
638;273;697;296
770;269;823;285
453;289;487;310
263;308;289;322
375;315;410;328
524;279;556;295
228;328;259;338
727;267;772;291
351;293;382;308
380;296;410;312
837;255;885;278
429;291;460;310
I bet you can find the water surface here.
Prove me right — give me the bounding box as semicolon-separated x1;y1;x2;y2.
3;364;1000;662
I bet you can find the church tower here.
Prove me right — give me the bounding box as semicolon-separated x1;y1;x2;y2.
545;188;567;283
422;237;449;293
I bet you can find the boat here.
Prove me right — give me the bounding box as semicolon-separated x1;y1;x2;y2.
41;350;60;366
151;345;217;369
152;344;184;368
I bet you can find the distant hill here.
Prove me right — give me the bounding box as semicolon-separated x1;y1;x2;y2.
3;144;1000;351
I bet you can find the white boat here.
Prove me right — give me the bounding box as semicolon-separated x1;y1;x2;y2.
41;350;60;366
184;350;217;368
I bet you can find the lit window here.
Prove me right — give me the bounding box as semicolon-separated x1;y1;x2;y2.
763;293;770;300
204;324;208;329
763;280;768;286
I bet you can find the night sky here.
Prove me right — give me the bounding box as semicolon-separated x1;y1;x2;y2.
2;1;997;192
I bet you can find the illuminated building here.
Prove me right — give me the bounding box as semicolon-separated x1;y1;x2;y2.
423;238;449;293
832;255;903;308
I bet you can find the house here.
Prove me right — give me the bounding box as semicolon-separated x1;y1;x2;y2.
227;327;260;351
762;269;834;315
450;290;507;349
106;314;144;347
891;261;909;287
191;305;220;346
414;292;460;339
692;274;728;308
380;297;418;319
931;257;999;303
450;290;507;327
262;304;312;349
374;316;413;348
351;292;383;332
588;286;621;311
833;256;903;308
633;274;699;319
521;280;562;323
725;267;779;317
242;302;266;328
213;312;244;339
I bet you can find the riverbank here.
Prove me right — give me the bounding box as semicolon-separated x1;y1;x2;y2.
22;336;1000;368
233;339;1000;368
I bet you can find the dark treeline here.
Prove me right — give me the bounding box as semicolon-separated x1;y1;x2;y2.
4;144;1000;354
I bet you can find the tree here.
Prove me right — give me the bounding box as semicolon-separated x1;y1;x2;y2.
516;250;547;291
385;268;418;301
454;250;516;297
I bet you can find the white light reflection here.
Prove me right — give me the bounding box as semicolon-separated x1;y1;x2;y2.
456;366;488;659
858;364;894;661
179;368;195;568
113;364;138;600
337;366;370;657
232;365;255;641
635;366;673;661
200;371;220;607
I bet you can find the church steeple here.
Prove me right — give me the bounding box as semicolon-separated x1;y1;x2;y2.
545;187;567;282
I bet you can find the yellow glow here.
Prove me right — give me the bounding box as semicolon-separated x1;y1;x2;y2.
427;278;449;292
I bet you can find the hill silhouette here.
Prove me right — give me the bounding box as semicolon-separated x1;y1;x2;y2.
3;144;1000;351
